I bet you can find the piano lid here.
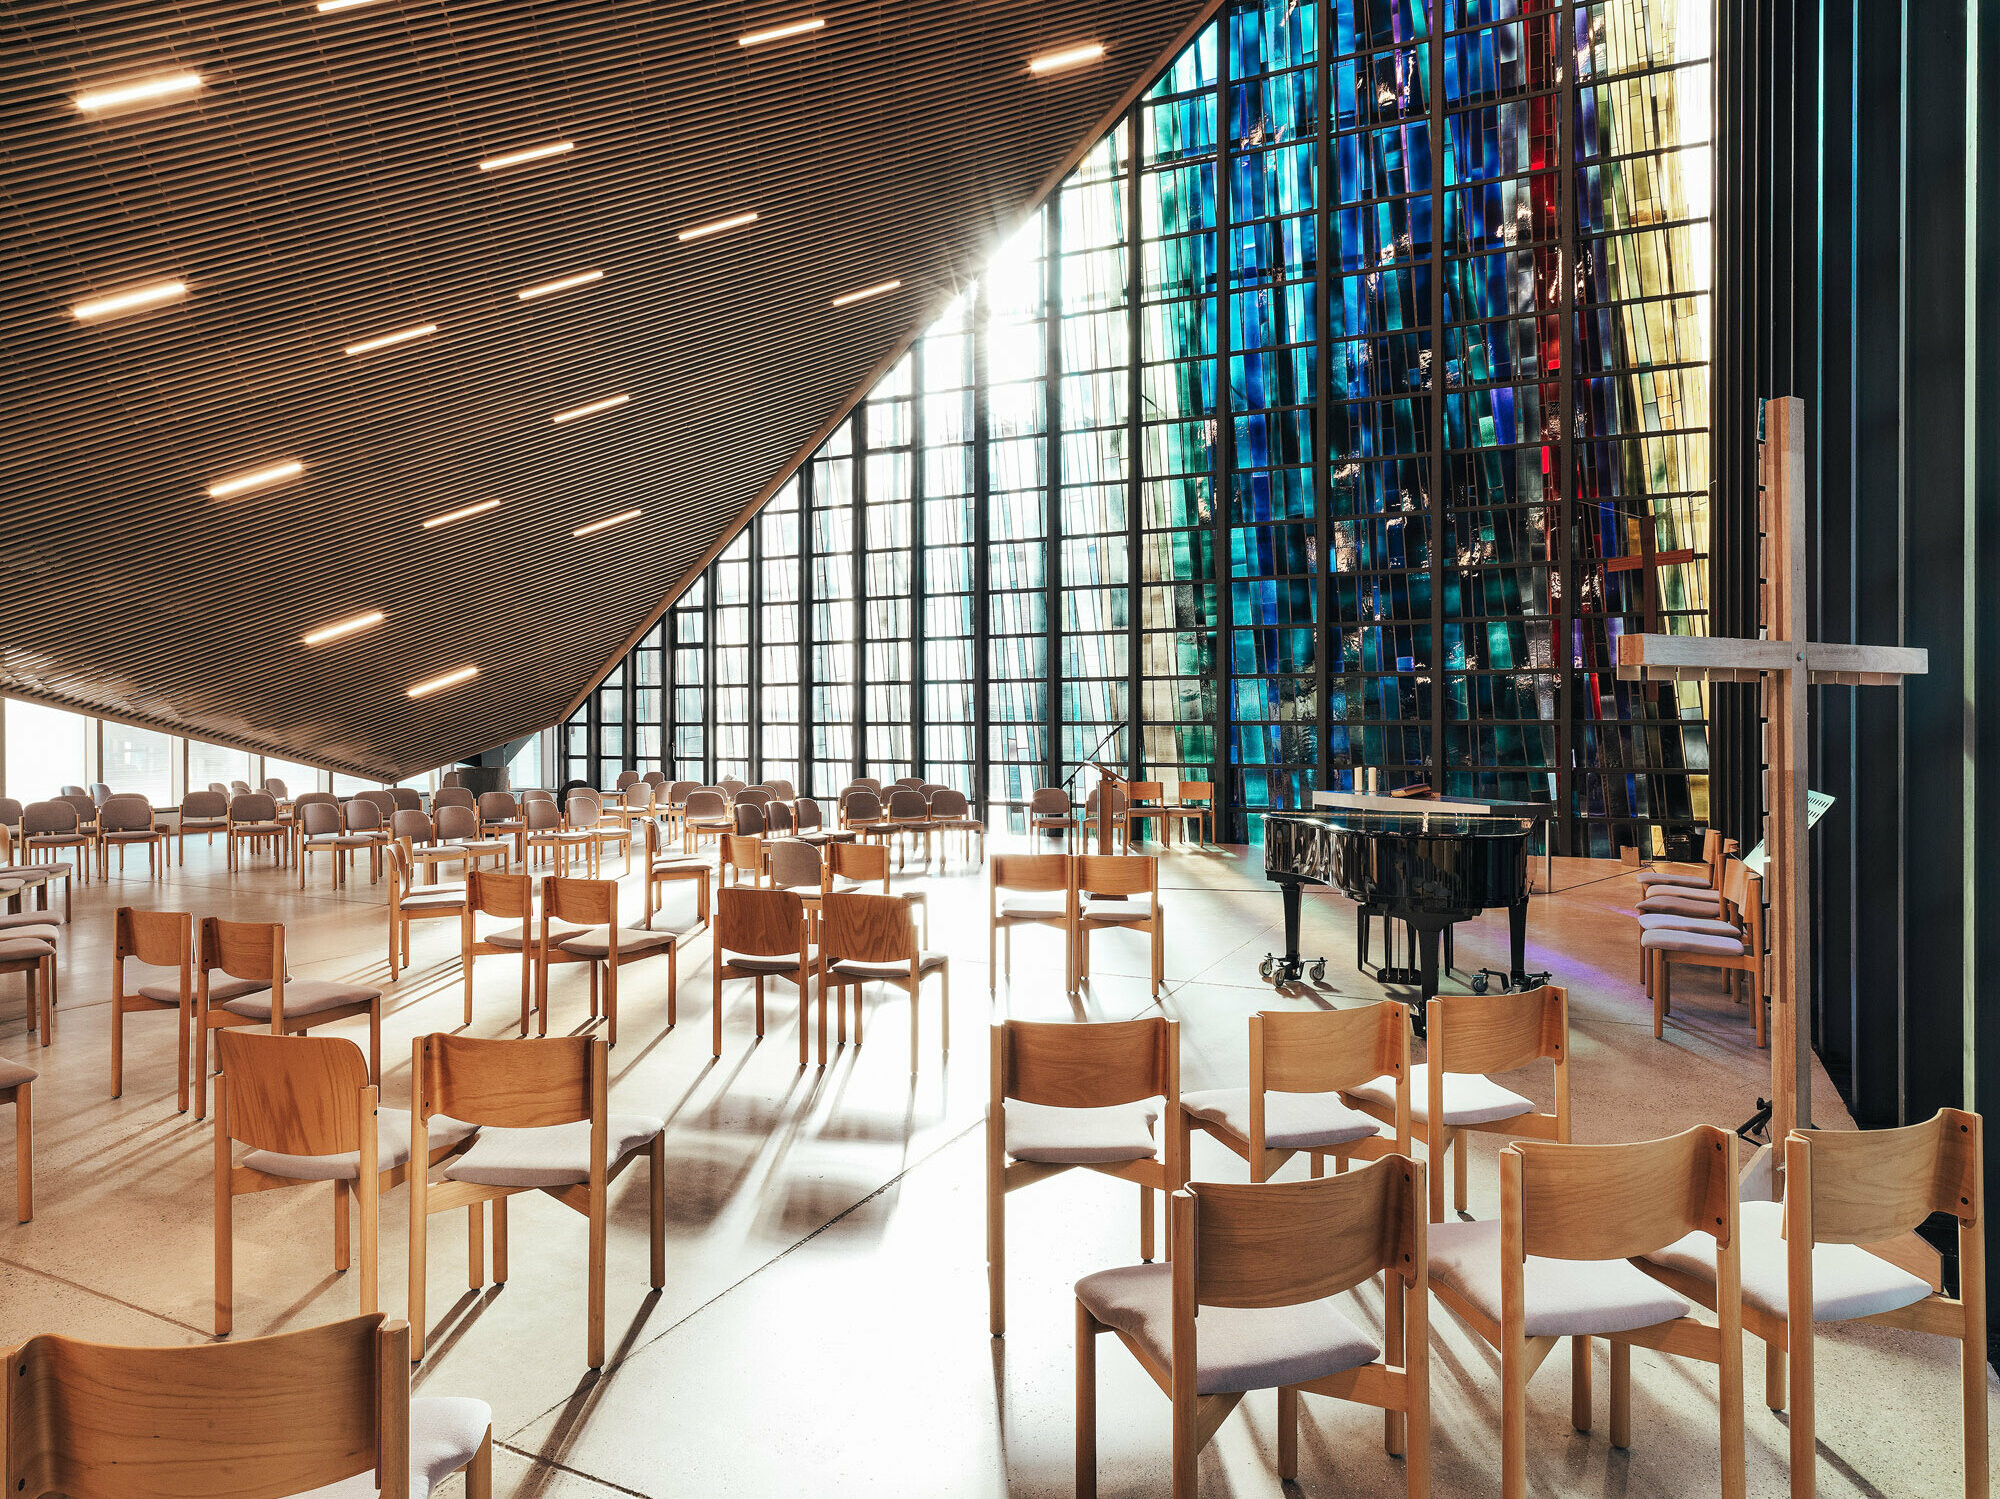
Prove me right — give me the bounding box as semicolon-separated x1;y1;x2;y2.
1262;808;1533;838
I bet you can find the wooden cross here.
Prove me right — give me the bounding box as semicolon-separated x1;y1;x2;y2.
1616;396;1928;1150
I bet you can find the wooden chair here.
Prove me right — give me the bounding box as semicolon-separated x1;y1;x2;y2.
828;838;927;940
297;799;367;889
1113;780;1167;849
1029;786;1076;851
20;799;93;884
408;1033;666;1369
523;794;590;873
1348;985;1570;1222
94;794;167;879
1643;858;1766;1047
682;788;732;856
535;876;679;1046
569;791;632;875
478;791;527;864
712;885;818;1065
1642;1110;1985;1498
1083;782;1130;853
1161;779;1215;846
196;916;382;1121
111;906;195;1110
881;787;934;869
926;786;986;866
721;802;768;887
1635;827;1734;898
225;791;289;871
2;1059;30;1222
818;891;948;1071
644;818;712;930
1;1313;493;1499
987;1017;1181;1335
1426;1126;1745;1499
387;841;465;981
460;869;567;1035
988;852;1073;991
1074;852;1164;996
1180;1001;1411;1183
211;1030;476;1337
0;825;70;923
1077;1159;1432;1498
0;917;57;1047
792;794;855;848
175;788;230;864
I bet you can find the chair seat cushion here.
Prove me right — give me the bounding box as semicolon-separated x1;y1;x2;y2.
1639;927;1747;956
0;925;59;945
1347;1064;1535;1128
398;890;467;912
1635;913;1742;938
1082;896;1155;922
0;1058;36;1088
294;1395;492;1498
406;881;465;899
222;978;382;1020
232;822;291;836
243;1110;478;1182
1429;1218;1691;1338
797;829;857;844
0;937;55;961
1645;1199;1933;1323
130;961;265;1005
481;922;590;951
558;926;680;958
1636;868;1714;890
721;946;818;974
305;834;379;850
0;911;55;931
101;830;162;844
829;951;949;979
1181;1087;1384;1152
997;892;1067;919
1006;1099;1159;1165
651;857;711;874
1074;1261;1379;1396
179;817;230;831
444;1114;664;1189
1637;890;1726;916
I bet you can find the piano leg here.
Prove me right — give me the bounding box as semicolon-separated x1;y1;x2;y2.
1260;877;1304;983
1410;925;1442;1038
1509;899;1529;988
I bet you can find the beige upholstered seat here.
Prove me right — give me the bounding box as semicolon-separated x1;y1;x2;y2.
244;1110;478;1181
0;1058;35;1088
1636;868;1713;889
1641;926;1747;957
1080;894;1152;921
1636;911;1741;937
557;925;680;957
1637;888;1725;916
444;1114;665;1189
996;890;1065;918
1429;1217;1692;1338
130;960;263;1004
1005;1099;1159;1164
480;921;588;950
304;1395;495;1499
720;944;820;974
1075;1260;1379;1395
829;949;949;979
221;977;383;1020
1348;1062;1535;1128
1181;1086;1384;1153
1646;1198;1931;1324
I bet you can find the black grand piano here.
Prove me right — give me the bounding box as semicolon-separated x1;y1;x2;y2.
1261;806;1536;1029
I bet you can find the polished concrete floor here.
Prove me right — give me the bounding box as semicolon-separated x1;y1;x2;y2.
0;829;1985;1497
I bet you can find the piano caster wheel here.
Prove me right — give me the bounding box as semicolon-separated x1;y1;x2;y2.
1260;954;1276;980
1470;972;1490;994
1308;959;1326;983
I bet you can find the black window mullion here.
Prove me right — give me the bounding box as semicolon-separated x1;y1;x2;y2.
1044;204;1064;793
1126;104;1145;782
799;457;816;796
911;338;928;782
972;279;993;817
1212;29;1236;842
852;411;868;785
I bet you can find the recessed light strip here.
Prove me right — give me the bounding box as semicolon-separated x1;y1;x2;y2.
739;17;823;45
315;0;382;11
406;665;478;699
831;279;902;309
75;72;203;113
302;609;385;646
574;508;642;537
70;279;188;322
421;499;501;529
206;460;304;499
477;140;574;172
1028;42;1106;74
517;269;604;301
552;393;629;424
343;322;438;356
678;211;758;243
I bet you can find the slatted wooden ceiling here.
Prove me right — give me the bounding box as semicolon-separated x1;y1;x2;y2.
0;0;1204;779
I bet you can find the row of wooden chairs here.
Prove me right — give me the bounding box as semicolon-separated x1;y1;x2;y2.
1028;779;1216;851
0;833;61;1047
1631;830;1766;1046
990;852;1164;995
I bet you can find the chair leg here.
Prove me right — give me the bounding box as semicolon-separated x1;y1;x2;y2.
587;1179;607;1369
14;1082;31;1223
1570;1335;1591;1432
466;1433;494;1499
1609;1338;1632;1449
334;1179;352;1272
1139;1183;1154;1262
1764;1337;1786;1410
1454;1127;1469;1212
1277;1385;1300;1481
467;1200;484;1289
358;1170;379;1316
1076;1301;1099;1499
408;1168;428;1361
1501;1330;1528;1499
649;1134;666;1289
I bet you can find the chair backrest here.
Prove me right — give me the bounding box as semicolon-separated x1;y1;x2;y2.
543;875;617;928
616;770;641;790
230;792;279;824
2;1314;414;1499
229;780;254;797
765;799;796;833
761;778;795;800
684;789;726;818
717;885;807;958
842;788;884;822
1076;852;1157;899
20;800;77;835
59;791;98;824
853;777;881;792
115;906;192;971
358;789;397;822
392;809;434;842
435;804;481;842
735;787;774;809
1788;1107;1981;1246
994;1016;1177;1108
300;801;342;836
566;792;602;827
433;786;475;810
292;790;337;814
0;797;21;825
732;801;767;835
885;788;928;820
991;851;1069;895
1428;984;1568;1131
198;916;282;985
892;776;924;788
719;777;748;795
523;798;562;832
1084;784;1129;817
216;1030;369;1157
643;770;668;787
180;789;228;819
521;787;556;806
441;770;464;788
390;787;422;811
1177;780;1214;803
97;794;153;832
1256;1000;1409;1100
466;869;532;919
793;796;824;830
927;787;965;816
88;782;113;805
341;798;384;833
1509;1124;1735;1262
478;792;518;822
59;784;87;798
1719;858;1762;941
821;891;917;965
207;781;229;795
764;838;824;891
262;777;290;799
667;780;700;804
829;839;888;885
416;1030;600;1131
624;782;656;813
1126;781;1165;803
1182;1155;1423;1310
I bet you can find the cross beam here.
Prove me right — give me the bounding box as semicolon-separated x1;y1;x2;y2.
1613;396;1927;1153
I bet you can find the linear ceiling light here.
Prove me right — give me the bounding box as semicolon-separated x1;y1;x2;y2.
678;211;758;243
517;269;604;301
69;279;188;322
421;498;501;529
302;609;385;646
405;665;478;698
206;460;304;499
573;508;642;537
315;0;382;11
738;17;824;46
552;393;629;424
343;322;438;356
830;279;901;309
1028;42;1106;74
74;72;204;113
477;140;574;172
